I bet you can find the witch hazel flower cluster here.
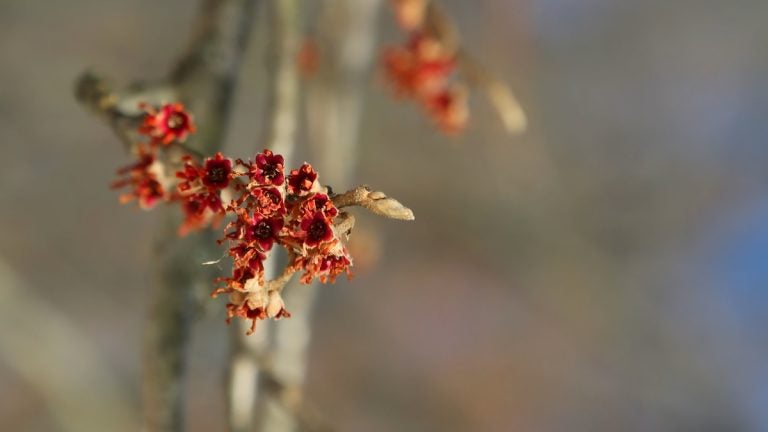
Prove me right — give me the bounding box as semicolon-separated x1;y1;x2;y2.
383;0;469;134
212;153;357;333
112;103;414;334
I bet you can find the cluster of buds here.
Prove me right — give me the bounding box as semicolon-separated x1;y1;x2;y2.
111;103;414;334
383;0;469;133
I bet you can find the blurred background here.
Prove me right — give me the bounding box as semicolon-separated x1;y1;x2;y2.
2;0;768;431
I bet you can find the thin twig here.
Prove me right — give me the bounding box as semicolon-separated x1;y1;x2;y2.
75;72;176;150
265;262;299;294
457;51;528;135
332;185;415;220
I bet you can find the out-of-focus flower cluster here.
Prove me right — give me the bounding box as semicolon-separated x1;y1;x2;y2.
383;0;469;134
112;103;356;334
112;103;195;209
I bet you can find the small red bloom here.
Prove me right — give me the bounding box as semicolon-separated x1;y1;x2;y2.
227;301;267;325
249;186;285;216
251;149;285;186
214;265;259;295
178;195;212;236
292;249;353;285
299;211;334;248
317;253;353;283
224;292;268;335
202;153;232;190
299;193;338;218
133;178;165;209
176;191;225;236
383;34;455;98
229;244;267;274
139;103;196;145
424;85;468;134
174;154;228;235
245;214;284;251
297;38;319;78
213;267;271;334
111;145;167;210
175;156;202;192
287;163;318;196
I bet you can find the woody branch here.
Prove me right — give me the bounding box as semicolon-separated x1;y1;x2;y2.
75;0;257;431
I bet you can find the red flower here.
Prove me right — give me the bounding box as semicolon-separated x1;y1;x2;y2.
287;163;318;196
229;244;267;274
175;156;202;192
133;178;165;209
111;145;167;209
175;188;226;236
139;103;196;145
293;250;353;284
317;253;352;283
227;302;267;326
245;214;284;251
224;292;268;335
202;153;232;190
214;265;260;294
297;38;319;78
213;268;271;334
299;193;338;219
424;86;468;134
174;154;228;235
251;149;285;186
299;211;334;248
178;195;218;236
250;186;285;216
382;34;455;98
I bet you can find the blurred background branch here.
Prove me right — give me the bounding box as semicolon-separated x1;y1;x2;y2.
228;0;301;430
0;259;138;432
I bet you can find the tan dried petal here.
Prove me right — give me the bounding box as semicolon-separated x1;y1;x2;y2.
266;291;286;318
243;277;261;293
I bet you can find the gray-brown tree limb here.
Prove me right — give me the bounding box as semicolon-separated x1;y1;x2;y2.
75;1;257;431
227;1;302;431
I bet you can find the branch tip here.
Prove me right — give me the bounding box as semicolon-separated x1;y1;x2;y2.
332;185;415;221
